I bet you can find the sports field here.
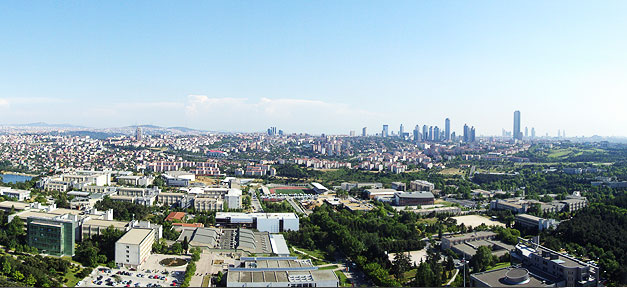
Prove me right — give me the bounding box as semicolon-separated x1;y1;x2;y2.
269;187;313;194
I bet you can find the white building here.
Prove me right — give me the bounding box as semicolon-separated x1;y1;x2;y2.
115;228;155;269
216;212;299;233
225;189;242;209
0;187;31;201
163;171;195;187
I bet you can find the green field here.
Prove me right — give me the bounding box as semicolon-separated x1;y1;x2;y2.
270;187;313;194
335;270;352;287
547;147;605;159
486;262;511;271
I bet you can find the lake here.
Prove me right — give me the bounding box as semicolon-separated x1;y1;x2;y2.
0;174;33;183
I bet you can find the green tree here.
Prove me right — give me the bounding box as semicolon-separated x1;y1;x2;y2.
470;246;496;272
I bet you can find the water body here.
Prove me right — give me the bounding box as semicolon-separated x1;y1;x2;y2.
0;174;33;183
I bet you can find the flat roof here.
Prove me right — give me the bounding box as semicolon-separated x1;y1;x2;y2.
471;267;553;287
0;201;30;210
83;218;129;228
117;228;153;245
269;234;290;255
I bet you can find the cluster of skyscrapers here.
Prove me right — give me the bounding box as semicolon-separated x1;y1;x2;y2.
374;118;476;143
267;127;283;136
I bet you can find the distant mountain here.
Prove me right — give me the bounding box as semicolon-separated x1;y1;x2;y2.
8;122;87;128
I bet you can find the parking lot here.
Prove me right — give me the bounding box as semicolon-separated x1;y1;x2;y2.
78;255;190;287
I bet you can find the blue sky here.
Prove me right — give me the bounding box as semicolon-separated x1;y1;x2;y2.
1;1;626;136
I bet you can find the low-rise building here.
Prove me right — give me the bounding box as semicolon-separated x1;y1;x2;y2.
340;182;382;191
216;212;299;233
0;187;31;201
27;214;79;256
514;214;559;231
394;191;435;206
115;228;155;269
227;257;338;287
410;180;435;192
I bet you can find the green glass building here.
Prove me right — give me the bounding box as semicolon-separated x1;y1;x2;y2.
27;216;76;256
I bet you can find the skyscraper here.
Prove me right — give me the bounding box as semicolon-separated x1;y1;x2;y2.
525;127;528;138
136;127;143;141
513;110;521;140
445;118;451;141
349;130;355;137
470;126;476;142
433;126;440;142
413;125;420;142
428;126;434;141
422;125;428;141
399;124;404;138
382;125;389;137
362;127;367;137
531;127;536;138
463;124;469;143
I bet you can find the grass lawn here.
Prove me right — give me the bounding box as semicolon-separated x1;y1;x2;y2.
272;189;307;194
63;267;83;287
334;270;351;287
318;265;338;270
439;168;464;175
487;262;511;271
416;218;438;225
201;275;211;287
403;268;417;279
293;246;329;261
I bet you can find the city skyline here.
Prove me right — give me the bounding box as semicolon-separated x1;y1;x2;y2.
1;1;626;136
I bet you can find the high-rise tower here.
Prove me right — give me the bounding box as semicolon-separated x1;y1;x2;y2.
513;110;521;140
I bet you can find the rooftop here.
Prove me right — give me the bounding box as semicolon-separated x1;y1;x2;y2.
117;228;154;245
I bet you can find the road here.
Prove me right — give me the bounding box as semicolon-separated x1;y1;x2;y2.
189;252;213;287
286;197;307;214
445;268;459;286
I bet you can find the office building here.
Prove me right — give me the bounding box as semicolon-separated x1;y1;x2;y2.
445;118;451;141
515;214;559;231
433;126;440;142
27;214;78;256
525;127;528;138
422;125;428;141
513;110;521;140
382;125;389;137
362;127;367;137
115;228;155;269
508;238;599;287
227;257;339;287
216;213;299;233
531;127;536;139
135;127;143;141
0;187;31;201
463;124;470;143
394;191;434;206
340;182;382;191
442;231;513;260
399;124;404;138
470;126;476;142
410;180;435;191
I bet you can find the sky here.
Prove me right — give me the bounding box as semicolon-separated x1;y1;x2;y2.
1;1;626;136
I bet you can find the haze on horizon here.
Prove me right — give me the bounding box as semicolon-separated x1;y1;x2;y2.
1;1;626;137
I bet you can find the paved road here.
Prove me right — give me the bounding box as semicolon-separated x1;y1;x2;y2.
189;252;213;287
445;268;459;286
286;197;307;214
